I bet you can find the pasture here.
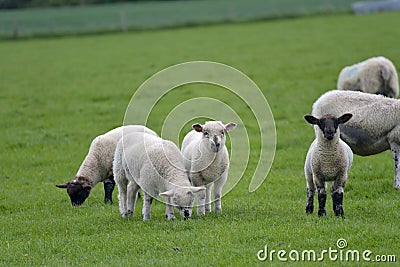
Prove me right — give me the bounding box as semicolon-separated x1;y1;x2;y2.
1;11;400;266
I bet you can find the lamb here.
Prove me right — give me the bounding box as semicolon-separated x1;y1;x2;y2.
337;56;399;98
56;125;157;206
113;132;205;220
312;90;400;189
304;113;353;217
181;121;237;216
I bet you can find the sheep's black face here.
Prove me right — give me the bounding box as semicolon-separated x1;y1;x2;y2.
304;114;353;141
56;181;91;206
317;117;338;141
67;182;91;206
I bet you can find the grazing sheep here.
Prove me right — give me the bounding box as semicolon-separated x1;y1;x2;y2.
312;90;400;189
56;125;157;206
181;121;236;216
337;56;399;98
113;132;205;220
304;113;353;217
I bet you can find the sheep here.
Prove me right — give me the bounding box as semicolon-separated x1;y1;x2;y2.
304;113;353;217
311;90;400;189
113;132;206;220
56;125;157;206
181;121;237;216
337;56;399;98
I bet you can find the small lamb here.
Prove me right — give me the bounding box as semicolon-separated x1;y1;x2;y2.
304;113;353;217
337;56;399;98
56;125;157;206
181;121;236;216
113;132;205;220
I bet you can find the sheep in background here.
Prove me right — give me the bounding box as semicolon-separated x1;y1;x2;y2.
181;121;236;216
113;132;205;220
312;90;400;189
304;113;353;217
337;56;399;98
56;125;157;206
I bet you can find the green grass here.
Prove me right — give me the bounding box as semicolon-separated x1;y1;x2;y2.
1;11;400;266
0;0;362;39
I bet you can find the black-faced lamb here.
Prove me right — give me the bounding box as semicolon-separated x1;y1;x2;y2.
304;113;353;217
181;121;236;216
312;90;400;189
337;56;399;98
113;132;205;220
56;125;157;206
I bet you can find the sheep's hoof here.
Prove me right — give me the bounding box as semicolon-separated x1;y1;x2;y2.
334;205;344;217
122;210;133;218
306;205;314;214
142;215;150;221
104;198;112;205
318;209;326;217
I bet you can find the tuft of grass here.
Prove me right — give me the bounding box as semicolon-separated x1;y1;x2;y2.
0;12;400;266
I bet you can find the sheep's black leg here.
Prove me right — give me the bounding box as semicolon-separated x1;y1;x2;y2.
305;188;315;214
332;190;344;217
317;187;326;217
104;175;116;204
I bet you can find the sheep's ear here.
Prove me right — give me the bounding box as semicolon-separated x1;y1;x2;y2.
190;186;206;193
225;122;237;132
304;115;319;125
56;183;68;189
338;113;352;124
159;190;174;197
192;123;203;132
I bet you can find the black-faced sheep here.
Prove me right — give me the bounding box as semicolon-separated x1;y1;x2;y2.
304;114;353;217
56;125;157;206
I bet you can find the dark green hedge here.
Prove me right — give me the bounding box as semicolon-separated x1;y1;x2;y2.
0;0;184;9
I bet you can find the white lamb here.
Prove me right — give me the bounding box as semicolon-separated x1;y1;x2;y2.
56;125;157;206
304;113;353;217
181;121;236;216
113;132;205;220
337;56;399;98
312;90;400;189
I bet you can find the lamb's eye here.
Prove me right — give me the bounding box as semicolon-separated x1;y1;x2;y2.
204;131;209;137
221;131;225;136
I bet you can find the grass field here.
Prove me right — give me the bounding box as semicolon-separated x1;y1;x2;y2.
1;11;400;266
0;0;362;39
